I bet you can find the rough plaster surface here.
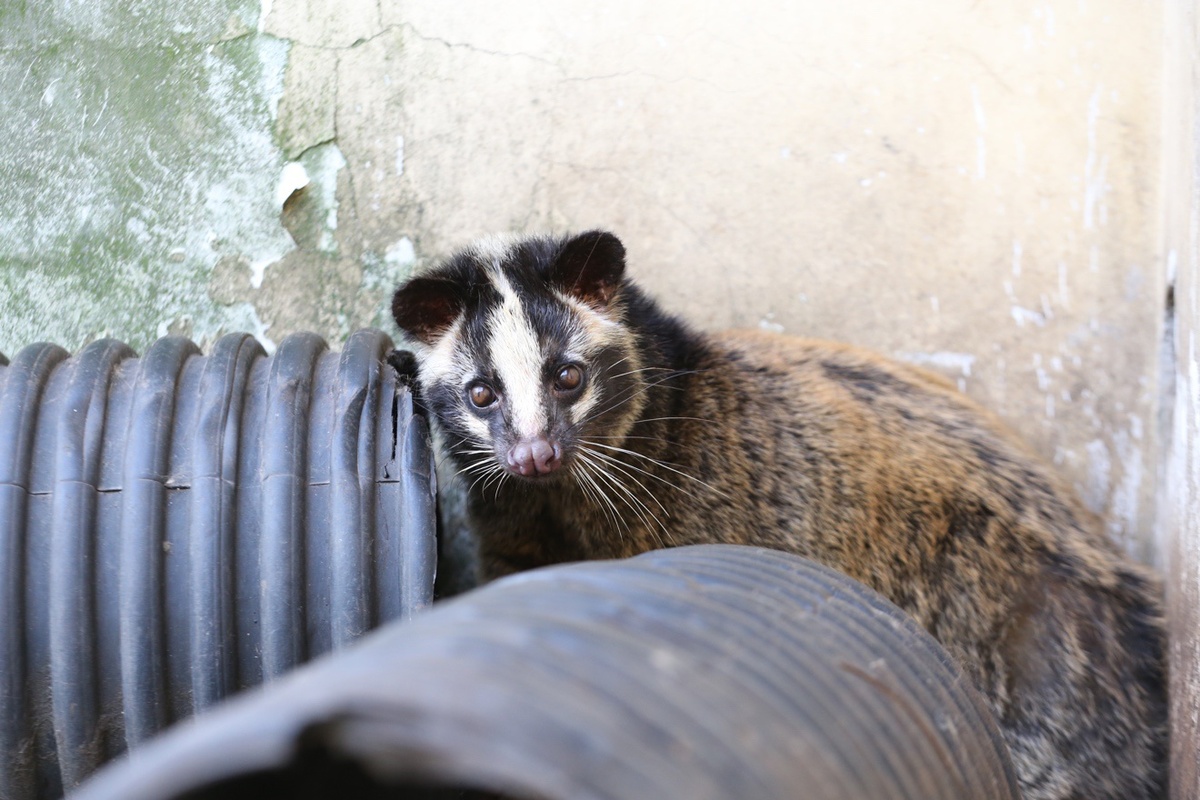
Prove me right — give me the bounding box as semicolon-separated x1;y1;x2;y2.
371;0;1166;562
0;0;291;351
0;0;406;357
1164;0;1199;795
0;0;1170;563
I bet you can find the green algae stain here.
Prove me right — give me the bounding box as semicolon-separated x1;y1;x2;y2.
0;0;290;356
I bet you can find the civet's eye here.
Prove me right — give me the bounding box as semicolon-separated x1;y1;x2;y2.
553;364;584;393
467;382;497;408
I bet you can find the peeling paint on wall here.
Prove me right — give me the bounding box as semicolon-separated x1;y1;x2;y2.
0;1;296;354
0;0;411;358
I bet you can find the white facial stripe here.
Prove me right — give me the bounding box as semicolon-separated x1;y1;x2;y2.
553;289;625;352
457;406;492;443
553;291;642;430
487;268;548;439
414;314;495;445
418;314;467;389
417;314;492;443
558;345;598;425
468;234;518;267
570;383;601;426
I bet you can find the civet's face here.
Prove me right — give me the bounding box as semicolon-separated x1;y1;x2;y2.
392;231;643;483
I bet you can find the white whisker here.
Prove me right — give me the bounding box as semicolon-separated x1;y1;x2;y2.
582;439;729;499
581;368;710;427
607;365;680;380
573;454;625;539
582;445;707;511
466;465;501;495
630;415;716;426
579;452;664;547
573;448;672;542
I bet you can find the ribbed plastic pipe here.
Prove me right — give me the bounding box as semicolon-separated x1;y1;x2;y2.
0;330;437;800
71;545;1020;800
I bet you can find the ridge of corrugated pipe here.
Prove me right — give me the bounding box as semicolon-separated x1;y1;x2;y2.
0;329;437;800
72;545;1021;800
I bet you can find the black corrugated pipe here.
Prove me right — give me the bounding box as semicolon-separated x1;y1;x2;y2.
71;545;1020;800
0;330;437;800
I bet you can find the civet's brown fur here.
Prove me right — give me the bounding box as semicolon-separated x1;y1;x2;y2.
392;231;1166;800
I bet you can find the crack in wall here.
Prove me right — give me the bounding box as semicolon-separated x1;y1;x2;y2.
399;24;560;68
1155;255;1178;567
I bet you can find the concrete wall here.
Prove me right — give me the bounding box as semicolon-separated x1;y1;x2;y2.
1164;0;1200;794
0;0;1171;569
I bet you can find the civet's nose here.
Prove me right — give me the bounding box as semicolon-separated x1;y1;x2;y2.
508;437;562;477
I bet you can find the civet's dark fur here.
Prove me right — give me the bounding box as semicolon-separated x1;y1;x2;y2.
392;230;1166;800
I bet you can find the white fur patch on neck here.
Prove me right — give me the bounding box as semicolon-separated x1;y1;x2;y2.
487;267;548;439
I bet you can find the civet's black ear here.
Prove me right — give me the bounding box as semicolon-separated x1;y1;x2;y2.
549;230;627;308
391;276;464;345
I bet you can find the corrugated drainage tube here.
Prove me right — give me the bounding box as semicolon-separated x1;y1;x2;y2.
0;329;437;800
73;545;1020;800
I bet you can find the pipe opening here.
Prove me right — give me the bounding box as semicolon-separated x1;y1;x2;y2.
175;743;539;800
